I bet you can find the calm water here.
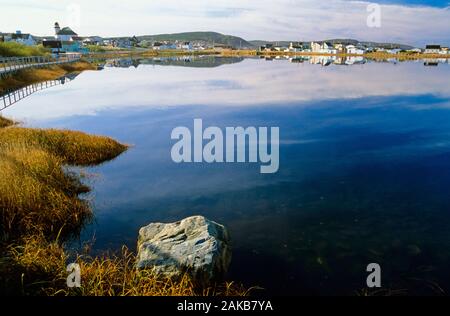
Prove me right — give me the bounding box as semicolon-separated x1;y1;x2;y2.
3;56;450;295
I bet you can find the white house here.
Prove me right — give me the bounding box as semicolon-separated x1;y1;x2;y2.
54;22;78;41
6;30;36;46
310;42;322;53
311;42;336;54
386;48;402;55
424;45;441;54
179;41;193;51
288;42;304;52
439;47;449;55
408;48;423;54
346;45;365;55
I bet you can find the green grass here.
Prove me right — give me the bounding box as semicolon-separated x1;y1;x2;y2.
0;42;50;57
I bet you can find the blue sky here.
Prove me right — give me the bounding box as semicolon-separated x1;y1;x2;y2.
374;0;449;7
1;0;449;46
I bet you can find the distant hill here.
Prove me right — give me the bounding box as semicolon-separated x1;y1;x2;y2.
109;32;254;49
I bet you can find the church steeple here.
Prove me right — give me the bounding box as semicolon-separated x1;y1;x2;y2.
54;22;61;36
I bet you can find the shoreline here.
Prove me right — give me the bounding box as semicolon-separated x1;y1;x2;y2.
85;48;450;60
0;61;97;95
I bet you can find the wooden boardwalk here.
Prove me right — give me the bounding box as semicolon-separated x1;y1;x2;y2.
1;75;75;111
0;55;80;77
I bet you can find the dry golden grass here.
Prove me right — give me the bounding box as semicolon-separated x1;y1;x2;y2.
0;127;127;240
0;236;250;296
0;118;249;296
0;145;92;241
0;127;128;166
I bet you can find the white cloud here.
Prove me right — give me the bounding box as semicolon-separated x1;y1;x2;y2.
1;0;449;45
4;58;450;121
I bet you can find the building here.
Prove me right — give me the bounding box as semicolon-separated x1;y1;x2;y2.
425;45;441;54
334;43;345;53
386;48;402;55
310;42;322;53
346;45;365;55
43;22;84;54
288;42;304;52
180;42;193;51
311;42;336;54
83;36;103;46
259;43;274;52
4;30;36;46
152;42;177;50
54;22;78;41
439;47;449;55
408;48;423;54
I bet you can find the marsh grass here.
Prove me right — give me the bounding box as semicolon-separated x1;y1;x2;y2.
0;236;250;296
0;127;129;166
0;119;248;296
0;126;128;241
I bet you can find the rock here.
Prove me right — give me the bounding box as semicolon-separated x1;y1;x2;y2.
136;216;231;285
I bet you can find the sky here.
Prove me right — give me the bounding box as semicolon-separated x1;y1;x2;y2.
1;0;449;46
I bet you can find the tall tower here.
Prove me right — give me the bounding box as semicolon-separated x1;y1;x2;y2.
54;22;61;37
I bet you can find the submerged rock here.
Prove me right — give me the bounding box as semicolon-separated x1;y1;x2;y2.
136;216;231;285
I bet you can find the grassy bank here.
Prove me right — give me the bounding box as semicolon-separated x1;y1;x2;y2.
0;42;49;57
0;61;96;94
0;118;248;296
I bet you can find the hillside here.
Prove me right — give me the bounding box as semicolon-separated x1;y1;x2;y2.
111;32;254;49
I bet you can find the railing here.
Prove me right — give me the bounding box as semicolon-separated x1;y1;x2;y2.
0;54;81;76
0;75;74;111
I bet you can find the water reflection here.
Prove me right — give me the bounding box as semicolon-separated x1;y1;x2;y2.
1;57;450;295
0;73;79;111
103;56;245;69
2;57;450;122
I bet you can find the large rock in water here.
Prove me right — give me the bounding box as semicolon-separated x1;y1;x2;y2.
136;216;231;285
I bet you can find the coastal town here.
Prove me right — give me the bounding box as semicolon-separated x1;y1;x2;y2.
1;22;450;58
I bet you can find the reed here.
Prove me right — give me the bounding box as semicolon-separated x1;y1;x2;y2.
0;118;248;296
